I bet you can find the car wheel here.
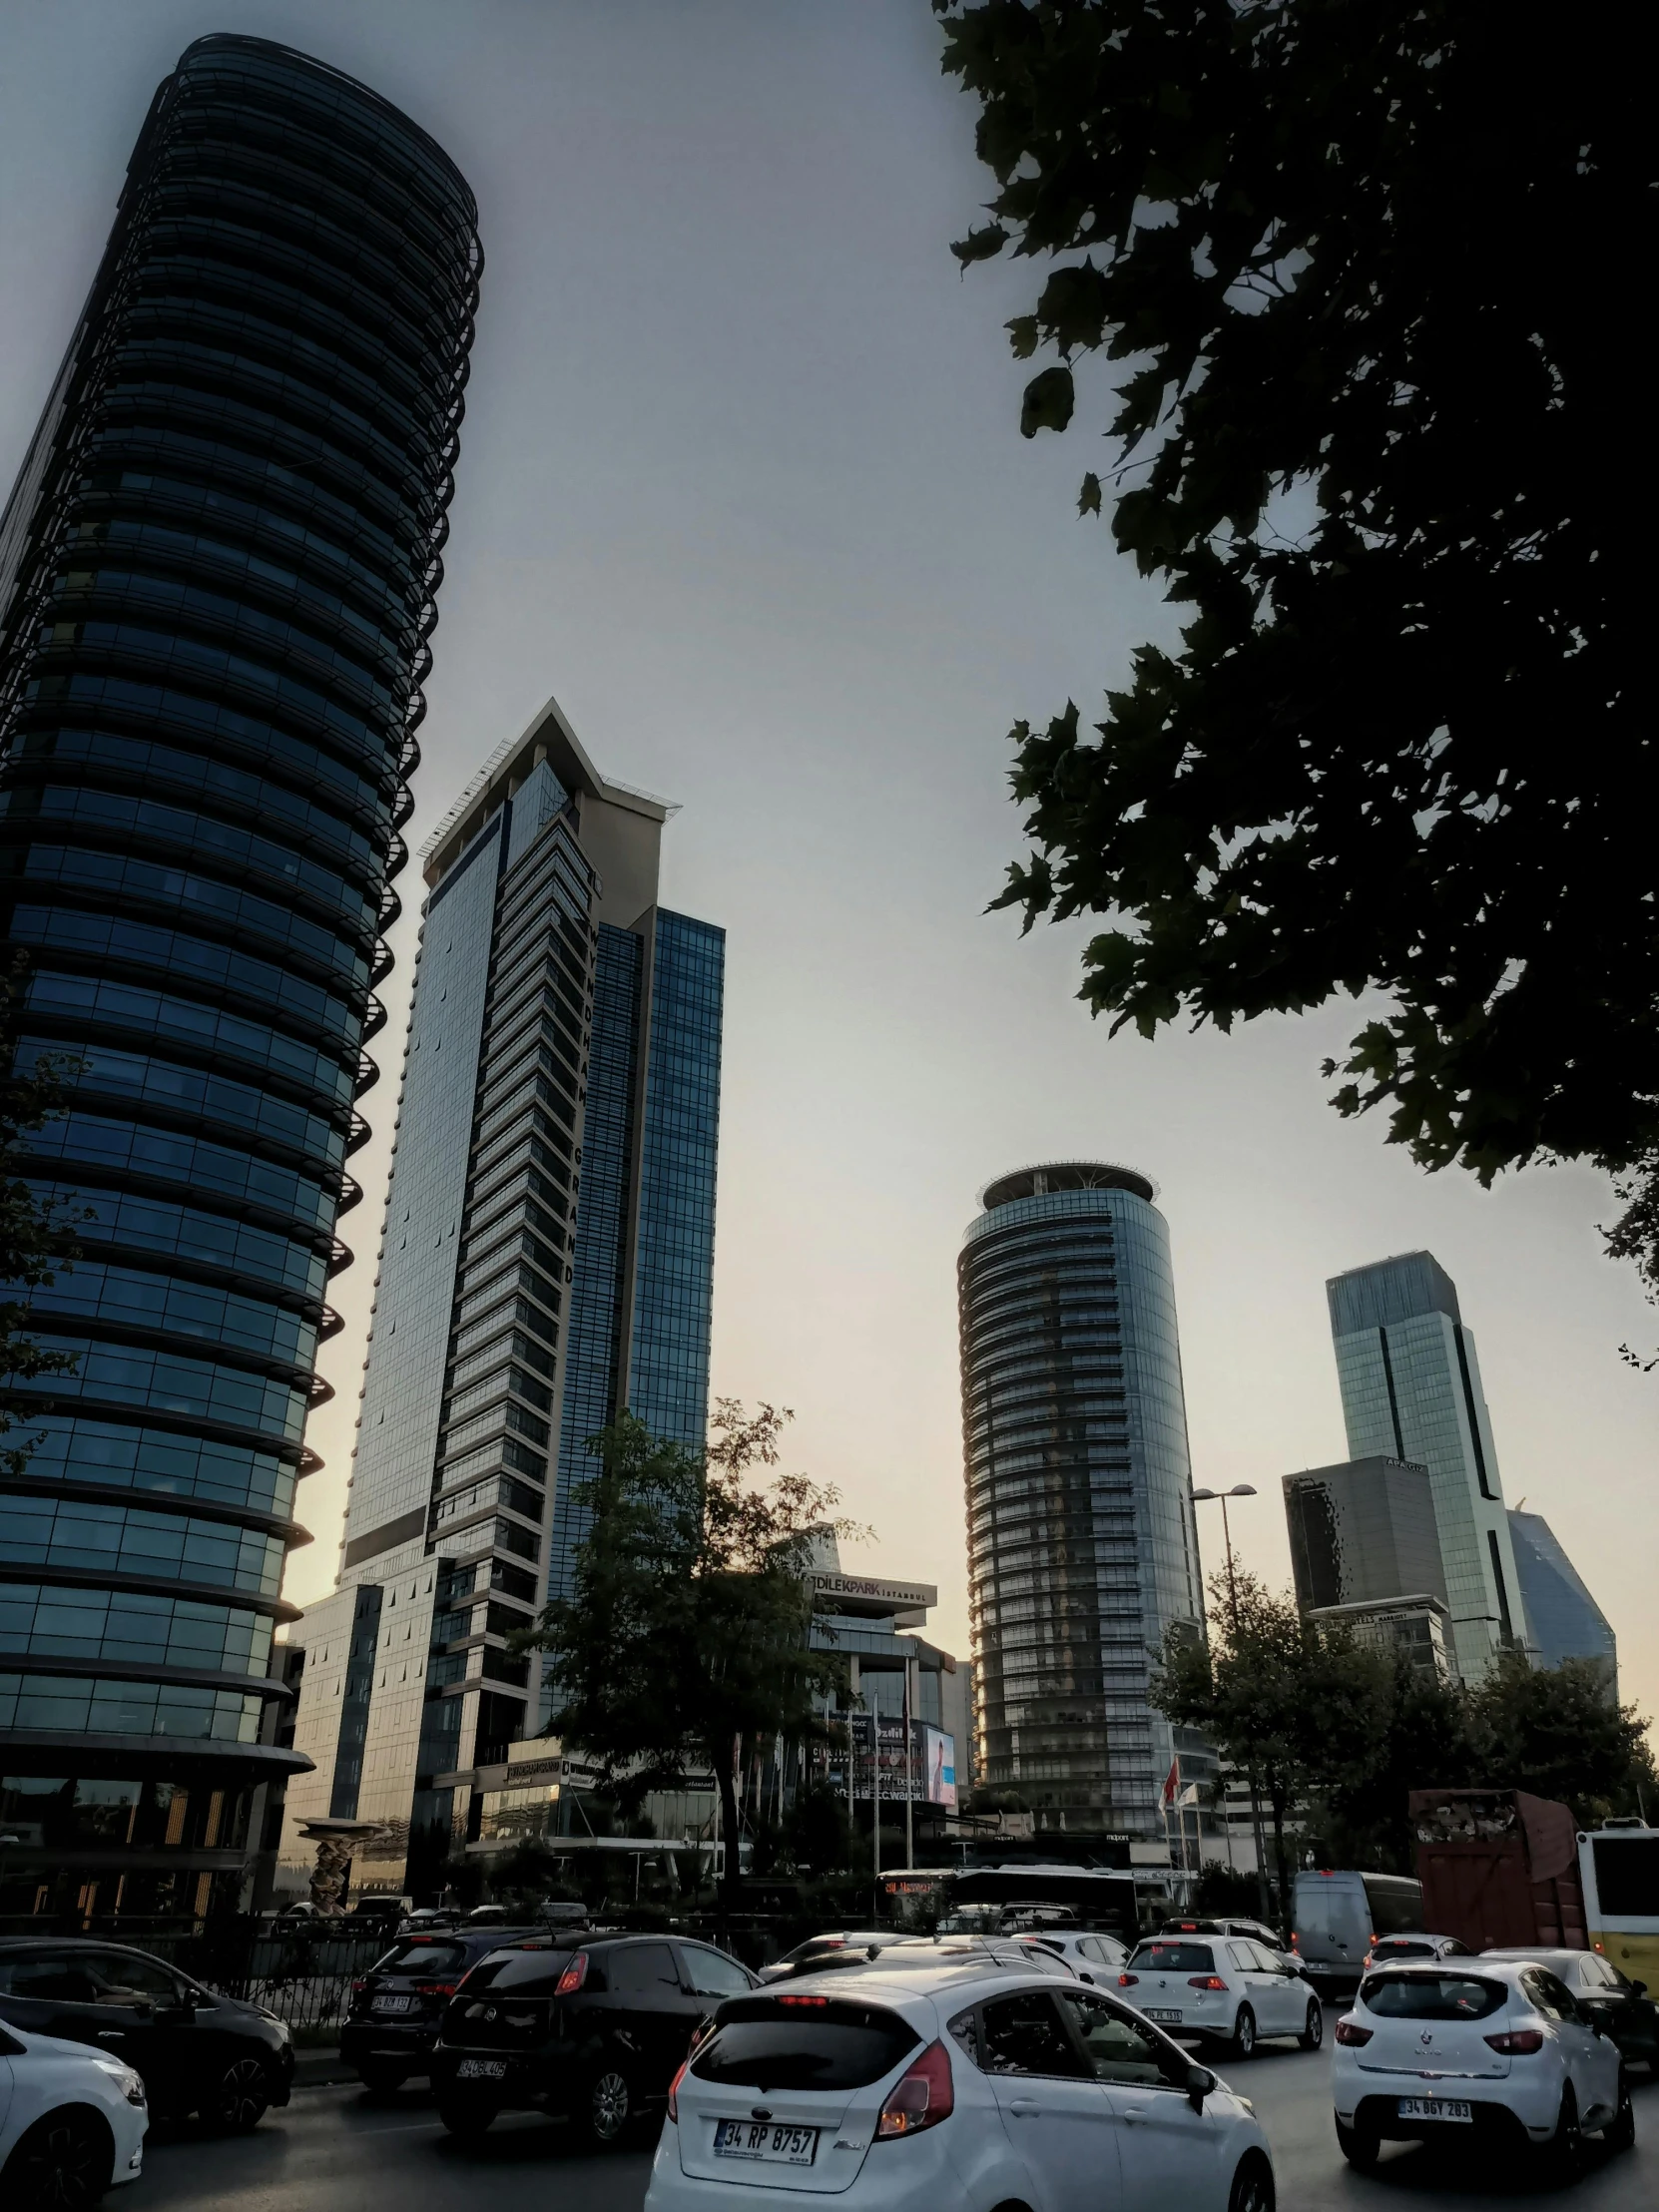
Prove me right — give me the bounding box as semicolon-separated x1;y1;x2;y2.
1547;2082;1583;2175
1;2107;116;2211
581;2065;634;2146
1602;2068;1635;2153
1229;2006;1257;2060
206;2054;273;2133
1335;2115;1380;2169
1299;2001;1324;2052
438;2099;498;2137
1229;2150;1275;2212
357;2062;407;2095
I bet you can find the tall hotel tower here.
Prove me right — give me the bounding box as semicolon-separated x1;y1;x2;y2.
1328;1251;1530;1682
0;39;478;1917
958;1164;1211;1842
280;699;724;1897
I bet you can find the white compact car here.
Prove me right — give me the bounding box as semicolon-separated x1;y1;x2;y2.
1118;1936;1323;2059
0;2017;148;2208
646;1955;1275;2212
1025;1931;1129;1983
1331;1957;1634;2170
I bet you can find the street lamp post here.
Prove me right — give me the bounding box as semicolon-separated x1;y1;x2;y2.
1189;1484;1271;1918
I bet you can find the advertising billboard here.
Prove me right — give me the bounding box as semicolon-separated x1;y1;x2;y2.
921;1726;956;1811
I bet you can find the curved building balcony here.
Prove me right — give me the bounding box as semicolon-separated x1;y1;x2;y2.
0;33;477;1909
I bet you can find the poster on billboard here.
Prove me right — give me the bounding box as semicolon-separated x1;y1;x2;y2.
921;1726;956;1810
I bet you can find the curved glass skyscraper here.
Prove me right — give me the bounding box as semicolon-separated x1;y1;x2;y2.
959;1164;1209;1841
0;36;479;1917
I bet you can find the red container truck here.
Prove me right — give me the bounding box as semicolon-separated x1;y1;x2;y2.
1409;1787;1587;1951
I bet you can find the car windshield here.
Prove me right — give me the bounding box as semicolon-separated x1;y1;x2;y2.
1362;1974;1505;2020
372;1940;468;1978
693;2000;918;2091
1129;1942;1216;1974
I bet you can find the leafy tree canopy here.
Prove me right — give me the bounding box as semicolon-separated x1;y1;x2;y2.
521;1400;857;1926
1154;1572;1383;1910
937;1;1655;1296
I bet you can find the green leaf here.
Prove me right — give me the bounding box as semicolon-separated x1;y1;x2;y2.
1078;472;1102;515
950;222;1008;269
1019;364;1075;438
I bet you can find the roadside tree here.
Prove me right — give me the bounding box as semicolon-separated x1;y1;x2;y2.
520;1400;854;1932
935;1;1657;1326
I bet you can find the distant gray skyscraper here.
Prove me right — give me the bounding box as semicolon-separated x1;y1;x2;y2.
1507;1510;1617;1687
1327;1252;1530;1682
280;699;723;1898
958;1163;1211;1842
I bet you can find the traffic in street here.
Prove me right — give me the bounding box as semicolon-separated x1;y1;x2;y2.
107;2012;1656;2212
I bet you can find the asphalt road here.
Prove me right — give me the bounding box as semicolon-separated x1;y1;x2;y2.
118;2026;1658;2212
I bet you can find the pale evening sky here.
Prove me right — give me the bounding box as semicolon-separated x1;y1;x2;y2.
3;1;1653;1733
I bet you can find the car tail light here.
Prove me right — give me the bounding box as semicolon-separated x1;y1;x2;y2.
1290;1934;1299;1948
667;2058;689;2122
414;1982;458;1996
1189;1975;1229;1991
875;2041;953;2139
555;1951;589;1996
1118;1972;1139;1985
777;1993;830;2007
1484;2029;1544;2054
1335;2020;1373;2046
350;1979;366;1994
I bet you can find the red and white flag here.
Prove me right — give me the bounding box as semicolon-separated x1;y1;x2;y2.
1161;1757;1181;1810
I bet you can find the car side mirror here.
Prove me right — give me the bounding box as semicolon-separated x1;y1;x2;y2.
1079;1971;1094;1984
1633;1982;1648;1998
1187;2064;1217;2111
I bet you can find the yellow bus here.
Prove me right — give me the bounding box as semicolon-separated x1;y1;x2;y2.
1578;1820;1659;1993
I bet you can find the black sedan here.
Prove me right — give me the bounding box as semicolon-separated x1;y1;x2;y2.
430;1932;760;2145
341;1924;540;2090
1483;1945;1659;2070
0;1937;293;2129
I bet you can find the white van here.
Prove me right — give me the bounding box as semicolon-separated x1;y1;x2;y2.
1292;1870;1422;1995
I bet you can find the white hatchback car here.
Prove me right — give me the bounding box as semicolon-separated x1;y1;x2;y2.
0;2017;148;2207
1118;1936;1323;2059
646;1957;1275;2212
1331;1957;1634;2170
1025;1931;1129;1984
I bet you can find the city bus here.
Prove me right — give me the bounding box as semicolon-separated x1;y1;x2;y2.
1579;1820;1659;1993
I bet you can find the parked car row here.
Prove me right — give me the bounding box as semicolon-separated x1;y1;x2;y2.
4;1915;1654;2207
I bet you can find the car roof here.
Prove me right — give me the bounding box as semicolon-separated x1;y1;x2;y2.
1362;1957;1521;1982
1480;1948;1585;1964
765;1961;1063;2007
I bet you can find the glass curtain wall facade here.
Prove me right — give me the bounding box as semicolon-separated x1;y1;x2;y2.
1328;1252;1531;1682
958;1164;1210;1842
280;699;723;1900
1507;1509;1617;1686
0;36;478;1918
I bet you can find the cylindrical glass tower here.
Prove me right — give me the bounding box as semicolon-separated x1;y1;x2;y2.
959;1163;1209;1840
0;36;479;1916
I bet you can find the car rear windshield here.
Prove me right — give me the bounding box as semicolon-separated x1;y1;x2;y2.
373;1941;469;1978
1129;1942;1215;1974
1375;1940;1433;1957
1362;1974;1505;2020
460;1945;582;1994
692;2000;919;2091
